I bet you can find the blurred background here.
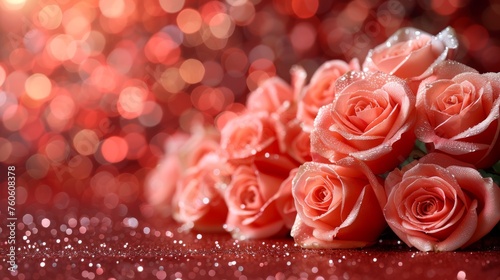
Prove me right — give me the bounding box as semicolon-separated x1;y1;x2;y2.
0;0;499;229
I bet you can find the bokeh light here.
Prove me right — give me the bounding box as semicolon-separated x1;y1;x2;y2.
68;155;93;180
228;0;255;25
73;129;100;156
177;9;202;34
26;153;51;179
38;5;63;30
117;86;148;119
99;0;126;19
101;136;128;163
25;73;52;100
160;67;185;93
0;137;12;162
50;94;76;121
144;31;182;65
209;12;235;39
48;34;78;61
290;23;317;53
138;101;163;127
179;59;206;84
1;0;26;10
159;0;185;14
292;0;319;19
2;104;28;131
43;135;70;163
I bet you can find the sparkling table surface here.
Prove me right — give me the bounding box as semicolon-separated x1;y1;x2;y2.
1;213;499;280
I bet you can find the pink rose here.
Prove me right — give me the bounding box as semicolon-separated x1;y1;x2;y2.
177;125;221;169
144;154;182;217
224;165;289;239
246;76;301;159
297;59;360;131
144;132;189;217
145;127;221;219
220;111;279;165
363;27;457;90
311;71;416;174
175;153;231;232
384;153;500;252
246;76;294;114
221;111;299;178
415;61;500;168
291;157;387;248
164;131;190;154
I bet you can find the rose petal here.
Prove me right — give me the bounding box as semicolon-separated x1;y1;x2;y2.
415;117;490;155
426;60;479;82
363;27;458;81
434;200;478;251
392;38;443;78
226;211;285;240
406;234;435;252
272;168;298;229
446;166;500;247
291;215;373;249
246;77;293;113
291;64;307;102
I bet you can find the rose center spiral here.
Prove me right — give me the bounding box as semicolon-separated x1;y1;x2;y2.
240;187;259;210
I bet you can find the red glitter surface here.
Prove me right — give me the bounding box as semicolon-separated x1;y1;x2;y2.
0;0;499;279
4;215;500;279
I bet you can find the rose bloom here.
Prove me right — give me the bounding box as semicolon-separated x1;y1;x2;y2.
220;111;279;164
363;27;457;79
177;125;221;169
297;59;360;131
221;111;298;178
144;154;182;218
311;71;416;174
175;153;231;232
363;27;457;88
415;60;500;168
245;75;301;159
224;165;289;239
145;127;220;218
384;153;500;252
144;132;188;217
246;76;294;114
291;157;387;249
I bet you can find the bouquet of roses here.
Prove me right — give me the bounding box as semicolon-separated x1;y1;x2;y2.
146;27;500;252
